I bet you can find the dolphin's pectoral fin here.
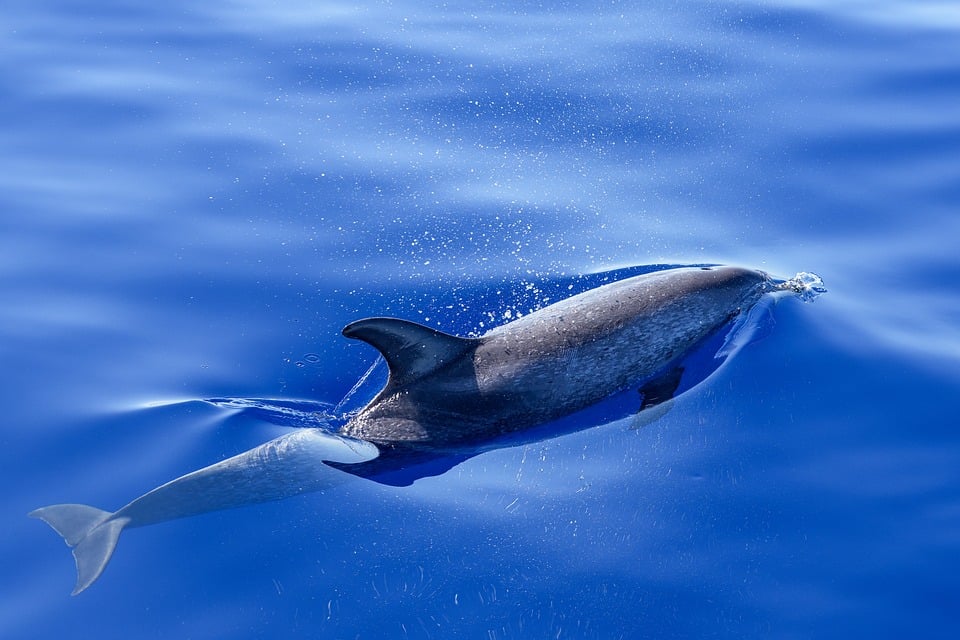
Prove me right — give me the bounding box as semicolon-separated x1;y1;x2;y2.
632;366;684;429
342;317;481;386
639;366;684;410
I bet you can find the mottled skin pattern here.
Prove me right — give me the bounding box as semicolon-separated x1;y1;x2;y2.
340;266;773;449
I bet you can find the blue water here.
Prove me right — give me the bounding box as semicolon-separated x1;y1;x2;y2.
3;0;959;637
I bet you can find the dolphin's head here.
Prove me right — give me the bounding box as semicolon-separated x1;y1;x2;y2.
695;265;825;304
681;266;775;310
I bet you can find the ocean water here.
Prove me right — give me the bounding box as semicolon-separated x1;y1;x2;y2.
3;0;959;638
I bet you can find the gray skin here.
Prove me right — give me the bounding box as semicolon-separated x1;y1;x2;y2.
339;266;775;450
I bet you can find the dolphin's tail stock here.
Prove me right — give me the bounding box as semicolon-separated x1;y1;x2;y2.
29;504;128;595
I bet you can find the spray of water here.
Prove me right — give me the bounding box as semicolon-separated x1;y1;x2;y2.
772;271;827;302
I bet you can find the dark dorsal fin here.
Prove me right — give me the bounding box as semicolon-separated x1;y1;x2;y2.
342;317;480;385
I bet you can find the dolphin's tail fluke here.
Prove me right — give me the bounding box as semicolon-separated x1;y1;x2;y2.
29;504;128;595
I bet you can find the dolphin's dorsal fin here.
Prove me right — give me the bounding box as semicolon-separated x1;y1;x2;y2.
342;318;479;385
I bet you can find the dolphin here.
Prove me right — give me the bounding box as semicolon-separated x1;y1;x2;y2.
330;265;816;482
31;265;824;594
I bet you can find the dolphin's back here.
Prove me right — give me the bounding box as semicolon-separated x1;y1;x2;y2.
341;266;771;448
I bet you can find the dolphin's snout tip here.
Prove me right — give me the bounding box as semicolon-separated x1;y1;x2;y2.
772;272;827;302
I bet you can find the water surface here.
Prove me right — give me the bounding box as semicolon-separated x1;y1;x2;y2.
3;0;959;638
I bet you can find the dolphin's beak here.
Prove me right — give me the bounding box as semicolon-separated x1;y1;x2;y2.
770;272;827;302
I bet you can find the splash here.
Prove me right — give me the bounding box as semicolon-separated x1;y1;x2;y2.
773;271;827;302
333;355;386;417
